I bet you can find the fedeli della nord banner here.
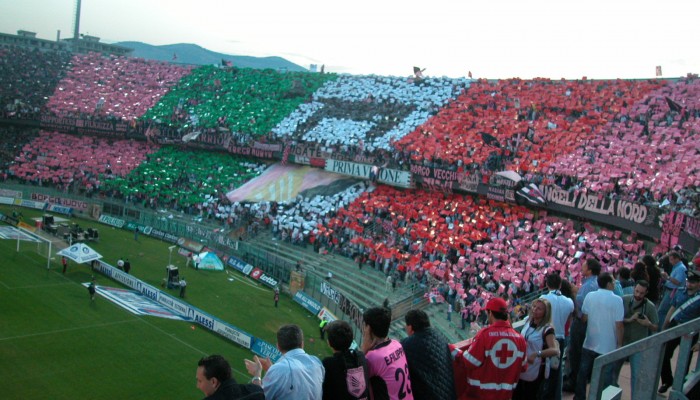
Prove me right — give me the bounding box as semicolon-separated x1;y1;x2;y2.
541;185;658;227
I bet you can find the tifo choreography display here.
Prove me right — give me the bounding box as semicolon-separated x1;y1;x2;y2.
0;39;699;400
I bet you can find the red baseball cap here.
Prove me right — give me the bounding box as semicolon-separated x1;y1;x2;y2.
485;297;508;313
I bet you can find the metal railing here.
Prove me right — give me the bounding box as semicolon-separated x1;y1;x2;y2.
588;317;700;400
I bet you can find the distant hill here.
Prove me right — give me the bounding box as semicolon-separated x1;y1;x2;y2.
115;41;308;72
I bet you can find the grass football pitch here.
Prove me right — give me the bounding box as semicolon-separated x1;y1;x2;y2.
0;205;331;399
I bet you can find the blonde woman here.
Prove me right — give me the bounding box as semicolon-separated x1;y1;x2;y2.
513;298;560;400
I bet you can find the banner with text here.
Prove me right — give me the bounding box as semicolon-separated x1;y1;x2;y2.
293;290;323;315
541;185;659;227
40;115;129;137
92;260;255;350
411;166;480;194
325;160;412;188
320;281;364;329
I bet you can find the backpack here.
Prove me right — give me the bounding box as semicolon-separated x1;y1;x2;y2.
343;350;370;400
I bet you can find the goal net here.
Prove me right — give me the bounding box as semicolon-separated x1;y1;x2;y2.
7;226;53;269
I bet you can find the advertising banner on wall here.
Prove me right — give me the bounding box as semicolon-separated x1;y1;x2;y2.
92;260;256;350
98;214;125;228
251;338;282;362
30;193;88;211
325;160;412;188
0;188;22;198
293;290;323;315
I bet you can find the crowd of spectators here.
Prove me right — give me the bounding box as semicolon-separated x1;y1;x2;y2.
271;181;370;245
45;52;191;121
271;74;469;151
545;78;700;214
8;130;156;192
0;125;39;181
4;126;268;229
1;44;698;316
141;65;334;140
394;78;661;168
0;46;72;120
234;178;656;330
2;45;697;216
100;145;266;218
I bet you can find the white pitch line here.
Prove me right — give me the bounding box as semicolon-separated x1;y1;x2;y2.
134;316;208;355
240;277;268;291
0;319;137;342
9;282;75;290
133;315;251;380
225;270;268;292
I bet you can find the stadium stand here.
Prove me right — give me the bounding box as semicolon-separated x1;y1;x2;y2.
272;74;470;151
140;65;335;139
0;46;72;120
101;145;266;216
8;130;156;192
1;44;699;397
45;52;191;121
0;125;39;181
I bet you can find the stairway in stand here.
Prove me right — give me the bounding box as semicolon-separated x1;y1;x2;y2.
245;230;472;344
247;230;404;312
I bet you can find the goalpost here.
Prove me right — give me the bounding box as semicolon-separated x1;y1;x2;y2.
15;226;53;270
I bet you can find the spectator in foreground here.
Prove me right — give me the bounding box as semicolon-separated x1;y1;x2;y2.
450;297;527;400
322;320;370;400
540;272;574;400
245;324;324;400
361;306;414;400
513;298;559;400
658;270;700;394
564;258;600;393
616;280;657;397
400;309;455;400
575;273;623;400
196;355;263;400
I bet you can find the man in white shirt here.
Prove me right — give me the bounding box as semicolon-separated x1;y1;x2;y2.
574;272;624;400
540;273;574;400
245;324;325;400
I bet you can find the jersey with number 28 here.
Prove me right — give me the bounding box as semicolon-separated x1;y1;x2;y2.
365;339;414;400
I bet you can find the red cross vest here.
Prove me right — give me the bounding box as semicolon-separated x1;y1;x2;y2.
450;320;527;400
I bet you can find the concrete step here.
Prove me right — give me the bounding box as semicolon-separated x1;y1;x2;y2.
244;229;430;334
255;237;393;303
423;303;476;344
248;238;386;310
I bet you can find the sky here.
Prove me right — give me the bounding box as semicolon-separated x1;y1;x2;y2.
1;0;699;79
